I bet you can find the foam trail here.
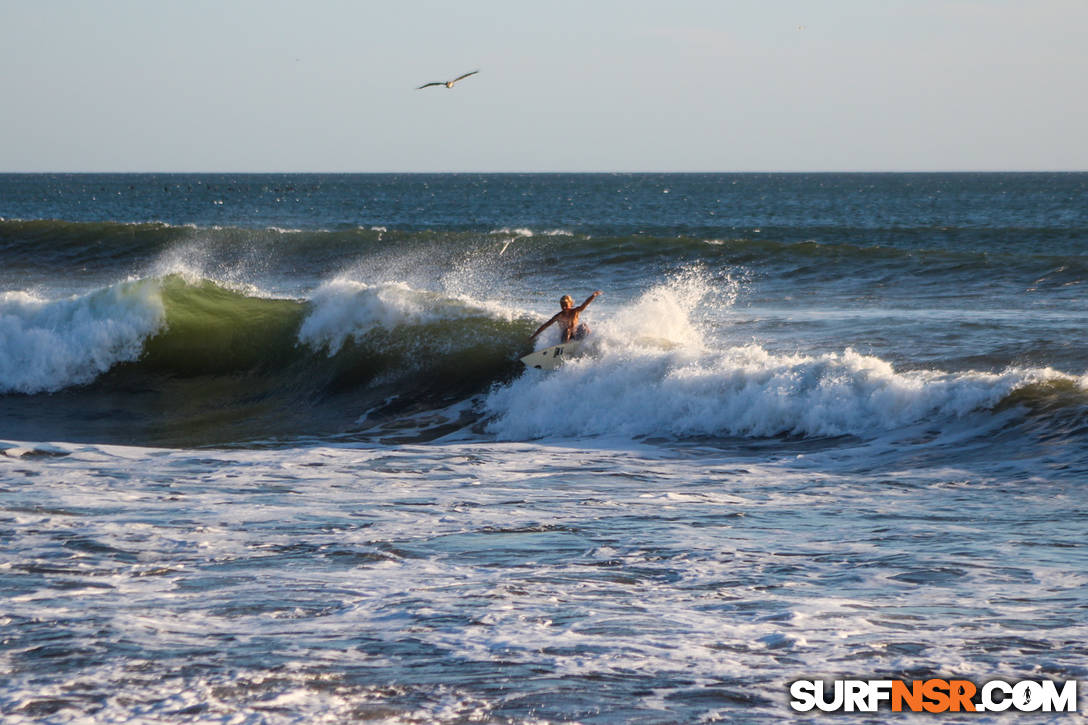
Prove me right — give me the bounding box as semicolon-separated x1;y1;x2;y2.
0;280;164;394
485;345;1073;440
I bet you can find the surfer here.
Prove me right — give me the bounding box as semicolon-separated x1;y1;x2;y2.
529;291;601;344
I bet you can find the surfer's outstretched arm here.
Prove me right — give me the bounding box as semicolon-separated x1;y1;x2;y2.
576;290;601;312
529;313;561;341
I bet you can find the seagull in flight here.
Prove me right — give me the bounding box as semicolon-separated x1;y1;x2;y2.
417;70;479;90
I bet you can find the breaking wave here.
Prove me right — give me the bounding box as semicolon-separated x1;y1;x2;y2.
0;279;165;394
0;265;1083;447
484;343;1077;440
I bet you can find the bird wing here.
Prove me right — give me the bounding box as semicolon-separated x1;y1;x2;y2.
451;70;479;84
417;81;444;89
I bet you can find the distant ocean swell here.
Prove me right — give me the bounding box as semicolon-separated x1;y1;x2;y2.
3;219;1085;287
1;271;1084;446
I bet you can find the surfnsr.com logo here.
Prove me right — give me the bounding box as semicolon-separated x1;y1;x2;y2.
789;679;1078;713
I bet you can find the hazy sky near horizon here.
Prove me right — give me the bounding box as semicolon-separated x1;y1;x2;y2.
2;0;1086;172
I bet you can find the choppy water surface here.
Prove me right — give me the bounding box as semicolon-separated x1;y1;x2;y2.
1;174;1086;721
4;438;1086;722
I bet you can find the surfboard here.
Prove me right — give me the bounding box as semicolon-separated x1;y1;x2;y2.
520;340;584;371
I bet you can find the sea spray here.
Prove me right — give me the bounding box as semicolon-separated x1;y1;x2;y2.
595;264;745;351
298;279;525;356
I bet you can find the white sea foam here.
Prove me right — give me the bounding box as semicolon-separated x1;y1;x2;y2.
486;227;572;238
265;225;309;234
487;270;1071;440
486;343;1065;440
2;438;1083;722
0;280;165;394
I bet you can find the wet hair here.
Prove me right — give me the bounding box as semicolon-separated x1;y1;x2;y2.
560;295;573;307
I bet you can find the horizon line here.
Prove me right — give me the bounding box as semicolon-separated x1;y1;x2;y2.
2;169;1087;175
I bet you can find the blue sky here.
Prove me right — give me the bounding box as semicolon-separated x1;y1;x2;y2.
2;0;1085;171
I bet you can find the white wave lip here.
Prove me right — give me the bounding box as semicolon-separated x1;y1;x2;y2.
0;280;165;394
486;345;1067;440
298;279;512;355
488;227;534;237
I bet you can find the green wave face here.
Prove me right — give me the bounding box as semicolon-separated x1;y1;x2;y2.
142;277;309;375
0;272;537;446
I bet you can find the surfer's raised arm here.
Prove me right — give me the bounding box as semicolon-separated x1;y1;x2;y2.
577;290;601;311
529;313;562;341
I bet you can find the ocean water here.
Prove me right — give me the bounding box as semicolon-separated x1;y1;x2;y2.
1;173;1086;722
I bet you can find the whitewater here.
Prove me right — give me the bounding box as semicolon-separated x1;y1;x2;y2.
2;173;1087;722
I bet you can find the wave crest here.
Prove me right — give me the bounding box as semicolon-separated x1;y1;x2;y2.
298;280;508;355
485;343;1078;441
0;279;165;394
